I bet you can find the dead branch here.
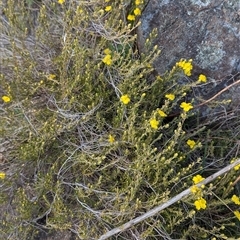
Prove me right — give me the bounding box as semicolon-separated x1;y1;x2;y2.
98;158;240;240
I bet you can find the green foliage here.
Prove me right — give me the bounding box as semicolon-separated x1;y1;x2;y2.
0;0;240;239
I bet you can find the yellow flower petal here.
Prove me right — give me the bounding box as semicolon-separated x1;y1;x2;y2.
108;134;115;143
180;102;193;112
234;210;240;221
105;6;112;12
187;139;196;149
2;96;11;103
150;118;159;130
135;0;142;5
58;0;65;4
158;110;167;117
47;74;56;80
190;185;200;194
127;14;135;21
194;198;207;210
134;8;141;16
103;48;112;55
176;59;193;76
231;195;240;205
102;54;112;65
77;7;83;14
120;94;130;105
165;94;175;101
234;164;240;171
0;172;6;179
198;74;207;83
192;175;205;184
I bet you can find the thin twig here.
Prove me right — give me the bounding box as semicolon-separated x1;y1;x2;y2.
195;78;240;108
98;158;240;240
168;78;240;118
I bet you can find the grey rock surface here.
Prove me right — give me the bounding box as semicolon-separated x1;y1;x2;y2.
137;0;240;118
138;0;240;79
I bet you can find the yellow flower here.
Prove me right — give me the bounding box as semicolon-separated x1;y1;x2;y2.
134;8;141;16
192;175;205;184
180;102;193;112
190;185;200;194
234;211;240;221
187;139;196;149
58;0;65;4
47;74;56;80
127;14;135;21
103;48;112;55
2;95;11;103
120;94;130;105
135;0;142;5
105;6;112;11
194;198;207;210
231;195;240;205
77;6;83;14
158;110;167;117
176;59;193;76
105;0;110;2
234;164;240;171
150;118;159;130
165;94;175;101
108;134;115;143
102;54;112;65
198;74;207;83
231;159;240;170
0;172;6;179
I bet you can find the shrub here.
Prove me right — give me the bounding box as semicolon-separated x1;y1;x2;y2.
0;0;240;239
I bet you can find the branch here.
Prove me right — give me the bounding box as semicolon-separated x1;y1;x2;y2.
98;158;240;240
168;78;240;117
196;78;240;108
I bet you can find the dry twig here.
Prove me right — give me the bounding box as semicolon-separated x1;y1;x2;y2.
98;158;240;240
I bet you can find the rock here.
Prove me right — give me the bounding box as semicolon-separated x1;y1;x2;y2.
137;0;240;118
138;0;240;79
